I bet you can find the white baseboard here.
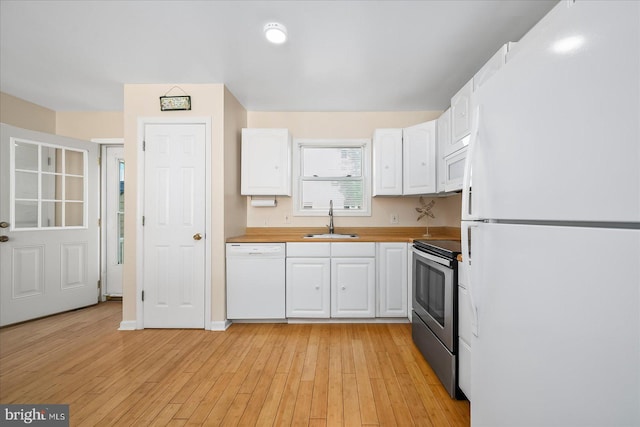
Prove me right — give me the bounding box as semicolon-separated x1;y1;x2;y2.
118;320;137;331
210;320;232;331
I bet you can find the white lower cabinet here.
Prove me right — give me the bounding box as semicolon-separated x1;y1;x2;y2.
286;257;331;317
286;242;376;318
286;243;331;318
376;243;408;317
331;257;375;317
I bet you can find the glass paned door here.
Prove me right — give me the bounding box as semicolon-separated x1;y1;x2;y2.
11;139;87;230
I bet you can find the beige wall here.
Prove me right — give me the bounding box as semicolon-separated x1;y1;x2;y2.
0;92;56;134
56;111;123;140
246;111;462;229
122;83;246;325
1;92;123;140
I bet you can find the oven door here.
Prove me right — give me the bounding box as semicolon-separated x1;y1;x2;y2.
412;248;454;352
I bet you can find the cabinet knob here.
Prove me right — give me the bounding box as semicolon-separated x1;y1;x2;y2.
315;285;320;290
341;286;346;290
0;221;8;228
421;162;426;166
0;236;8;243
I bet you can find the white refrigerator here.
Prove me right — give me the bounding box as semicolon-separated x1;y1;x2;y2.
460;1;640;426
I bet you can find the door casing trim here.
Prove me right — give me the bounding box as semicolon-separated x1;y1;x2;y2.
135;117;212;330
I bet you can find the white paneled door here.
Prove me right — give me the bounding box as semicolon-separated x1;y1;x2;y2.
0;124;99;326
143;123;206;328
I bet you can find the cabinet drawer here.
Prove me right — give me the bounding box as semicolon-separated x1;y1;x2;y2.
287;242;330;257
331;242;376;257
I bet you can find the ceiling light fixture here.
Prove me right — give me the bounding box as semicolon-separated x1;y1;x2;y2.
264;23;287;44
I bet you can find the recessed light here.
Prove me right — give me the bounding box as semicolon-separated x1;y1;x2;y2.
264;23;287;44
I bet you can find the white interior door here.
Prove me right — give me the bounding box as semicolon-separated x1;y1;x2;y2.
143;123;206;328
0;124;99;326
104;145;124;296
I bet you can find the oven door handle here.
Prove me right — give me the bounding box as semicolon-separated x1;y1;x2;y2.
411;247;452;268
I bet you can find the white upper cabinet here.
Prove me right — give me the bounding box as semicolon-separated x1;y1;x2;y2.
241;128;291;196
436;109;451;193
473;44;509;93
451;79;473;143
403;121;437;195
372;128;403;196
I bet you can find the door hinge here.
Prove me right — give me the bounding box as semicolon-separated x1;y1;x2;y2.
142;140;146;151
142;290;145;301
97;156;101;166
98;218;101;227
142;216;145;226
97;279;101;290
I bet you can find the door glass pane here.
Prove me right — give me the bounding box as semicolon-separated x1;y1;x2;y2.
15;141;38;171
41;147;62;173
15;171;38;199
65;202;83;226
65;150;84;175
41;174;61;200
12;140;87;229
41;201;62;227
15;201;38;228
65;176;83;201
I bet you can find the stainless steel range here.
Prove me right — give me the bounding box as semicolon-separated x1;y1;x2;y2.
411;239;463;399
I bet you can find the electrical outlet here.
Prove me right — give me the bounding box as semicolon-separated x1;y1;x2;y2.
390;213;399;224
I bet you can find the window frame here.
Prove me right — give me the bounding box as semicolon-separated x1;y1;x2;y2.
292;138;371;217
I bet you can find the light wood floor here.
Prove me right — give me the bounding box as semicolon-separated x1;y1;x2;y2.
0;302;470;426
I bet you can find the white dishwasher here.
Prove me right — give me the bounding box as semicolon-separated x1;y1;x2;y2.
226;243;286;319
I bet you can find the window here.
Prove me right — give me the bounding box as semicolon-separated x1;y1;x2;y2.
293;139;371;216
11;138;87;229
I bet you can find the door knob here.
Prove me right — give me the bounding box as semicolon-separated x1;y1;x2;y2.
193;233;203;241
0;236;8;242
0;221;8;228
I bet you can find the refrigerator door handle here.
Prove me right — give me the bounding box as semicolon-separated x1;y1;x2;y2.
462;105;480;220
461;221;479;336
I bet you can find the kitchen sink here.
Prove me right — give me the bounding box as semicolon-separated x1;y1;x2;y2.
303;233;359;239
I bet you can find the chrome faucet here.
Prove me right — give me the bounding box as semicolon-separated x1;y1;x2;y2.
328;200;334;234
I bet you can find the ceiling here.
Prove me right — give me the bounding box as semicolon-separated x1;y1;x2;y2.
0;0;558;112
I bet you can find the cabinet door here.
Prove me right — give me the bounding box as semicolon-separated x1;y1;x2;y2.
438;107;463;159
372;128;403;196
331;257;375;318
451;79;473;143
286;258;330;318
403;121;436;195
241;128;291;196
443;146;467;192
376;243;408;317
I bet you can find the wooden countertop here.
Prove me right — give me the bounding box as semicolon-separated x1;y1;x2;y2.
226;226;461;243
